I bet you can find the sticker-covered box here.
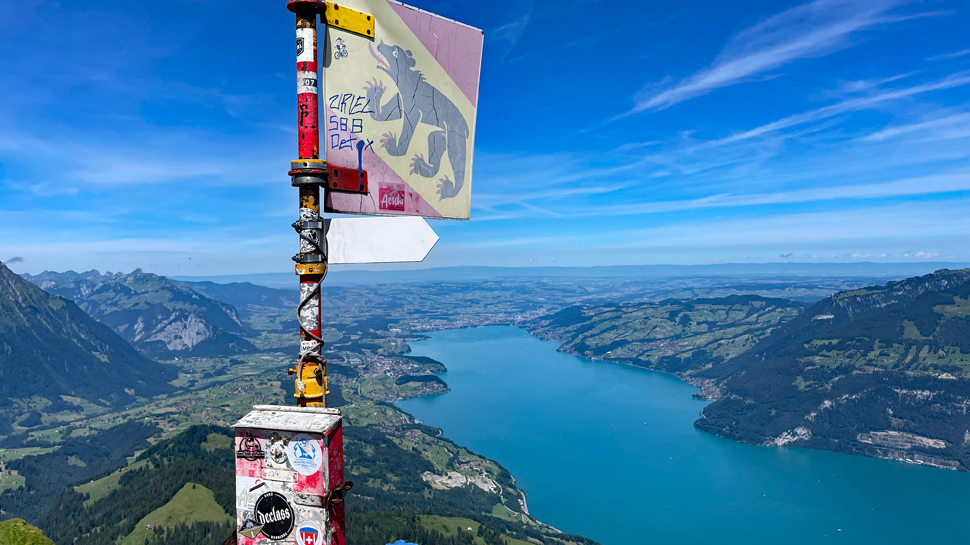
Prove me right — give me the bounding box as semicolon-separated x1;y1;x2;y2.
234;405;345;545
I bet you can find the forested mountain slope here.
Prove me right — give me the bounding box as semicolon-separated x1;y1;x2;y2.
0;262;174;416
702;268;970;382
4;424;596;545
697;269;970;468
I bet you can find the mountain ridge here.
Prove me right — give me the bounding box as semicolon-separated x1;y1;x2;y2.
169;262;970;288
175;280;297;313
22;269;256;359
693;268;970;468
704;268;970;381
0;262;174;409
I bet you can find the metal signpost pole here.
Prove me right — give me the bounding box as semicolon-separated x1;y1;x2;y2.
288;0;328;408
232;4;480;543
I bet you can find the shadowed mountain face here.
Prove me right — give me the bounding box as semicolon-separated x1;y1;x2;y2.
0;262;174;407
22;269;256;359
697;268;970;468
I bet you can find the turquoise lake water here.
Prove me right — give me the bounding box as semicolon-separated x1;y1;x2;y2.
397;326;970;545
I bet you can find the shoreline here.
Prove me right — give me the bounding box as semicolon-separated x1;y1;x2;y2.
406;323;712;400
390;330;574;540
523;325;968;473
407;323;966;475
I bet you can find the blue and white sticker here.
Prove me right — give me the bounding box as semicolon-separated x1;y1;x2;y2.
297;521;324;545
287;433;322;476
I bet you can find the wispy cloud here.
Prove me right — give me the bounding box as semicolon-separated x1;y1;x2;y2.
474;61;970;225
488;2;534;62
463;235;584;249
864;112;970;141
475;182;632;212
452;199;969;266
694;71;970;148
834;71;918;94
631;0;917;113
474;171;970;221
605;73;970;197
927;48;970;61
0;231;294;275
0;126;286;189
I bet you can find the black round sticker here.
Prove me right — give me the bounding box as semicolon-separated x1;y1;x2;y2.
254;491;295;540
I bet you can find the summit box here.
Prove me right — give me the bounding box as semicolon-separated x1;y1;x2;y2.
234;405;348;545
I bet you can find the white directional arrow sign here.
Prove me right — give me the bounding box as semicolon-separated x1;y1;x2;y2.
324;217;438;264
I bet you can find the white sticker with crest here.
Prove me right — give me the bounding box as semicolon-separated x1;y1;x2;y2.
297;27;314;63
286;433;323;476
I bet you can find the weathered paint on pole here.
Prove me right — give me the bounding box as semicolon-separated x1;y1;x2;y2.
269;4;347;544
296;10;320;159
238;4;477;545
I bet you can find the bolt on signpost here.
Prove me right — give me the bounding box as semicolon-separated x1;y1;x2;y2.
232;2;482;544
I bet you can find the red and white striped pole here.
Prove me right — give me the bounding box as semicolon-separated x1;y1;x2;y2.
293;1;320;159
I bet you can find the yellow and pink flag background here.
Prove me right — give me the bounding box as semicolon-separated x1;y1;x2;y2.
323;0;483;220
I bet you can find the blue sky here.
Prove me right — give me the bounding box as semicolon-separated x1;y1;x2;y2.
1;0;968;276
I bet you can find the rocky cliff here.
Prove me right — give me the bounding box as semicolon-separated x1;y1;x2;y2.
22;269;256;359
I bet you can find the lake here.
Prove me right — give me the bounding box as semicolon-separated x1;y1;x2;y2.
398;326;970;545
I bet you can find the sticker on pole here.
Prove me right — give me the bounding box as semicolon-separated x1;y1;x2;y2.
287;433;323;475
324;0;483;220
297;521;324;545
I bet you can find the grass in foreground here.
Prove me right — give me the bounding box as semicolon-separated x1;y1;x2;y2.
0;518;55;545
118;482;232;545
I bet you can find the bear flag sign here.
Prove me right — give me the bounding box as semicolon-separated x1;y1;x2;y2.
323;0;483;220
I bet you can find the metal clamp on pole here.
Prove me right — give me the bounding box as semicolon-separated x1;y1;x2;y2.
289;158;328;187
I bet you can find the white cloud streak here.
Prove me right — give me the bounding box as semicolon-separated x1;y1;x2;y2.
927;48;970;61
0;127;286;189
639;70;970;162
632;0;915;113
487;2;535;63
864;112;970;141
456;200;970;262
473;171;970;221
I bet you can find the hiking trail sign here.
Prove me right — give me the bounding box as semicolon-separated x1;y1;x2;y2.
323;0;483;220
325;216;438;263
